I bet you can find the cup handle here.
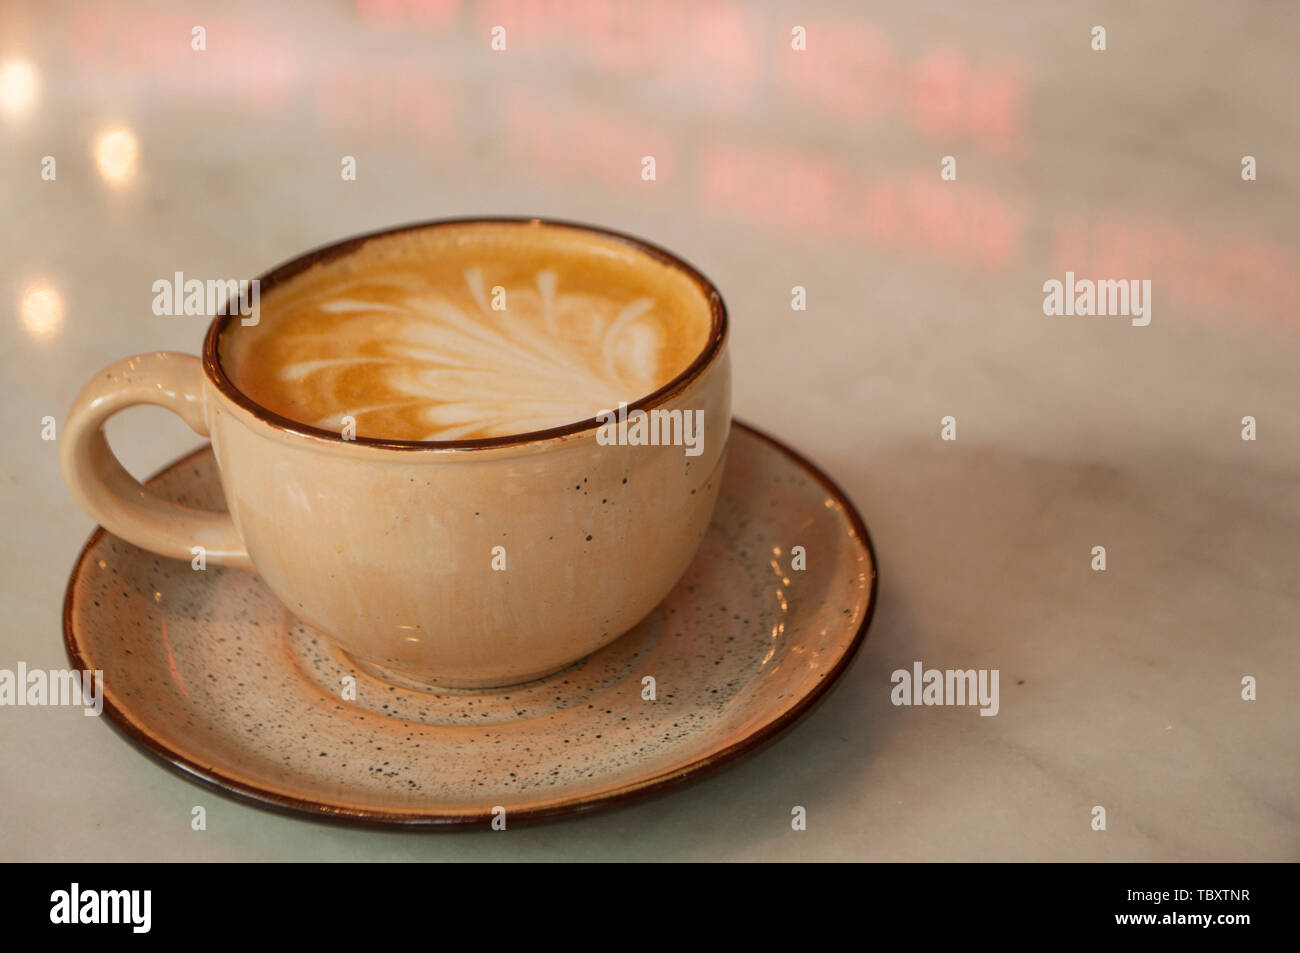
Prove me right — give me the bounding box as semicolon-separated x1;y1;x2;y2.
60;352;253;570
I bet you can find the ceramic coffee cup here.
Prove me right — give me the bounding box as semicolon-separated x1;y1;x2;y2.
61;218;731;688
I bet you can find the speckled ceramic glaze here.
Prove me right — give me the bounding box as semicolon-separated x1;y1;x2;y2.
63;421;877;827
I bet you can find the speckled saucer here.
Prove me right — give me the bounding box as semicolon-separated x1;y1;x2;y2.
63;421;877;827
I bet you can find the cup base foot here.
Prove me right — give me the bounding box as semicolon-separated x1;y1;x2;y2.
341;651;580;694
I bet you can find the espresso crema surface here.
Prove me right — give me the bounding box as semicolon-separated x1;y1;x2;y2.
221;223;713;441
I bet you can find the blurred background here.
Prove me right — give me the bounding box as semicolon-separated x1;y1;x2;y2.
1;0;1297;860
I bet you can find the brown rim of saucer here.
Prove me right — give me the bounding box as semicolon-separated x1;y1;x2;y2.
202;216;730;452
62;420;880;831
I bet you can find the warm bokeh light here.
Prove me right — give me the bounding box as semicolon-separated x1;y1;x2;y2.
94;127;139;186
19;283;64;340
0;58;38;115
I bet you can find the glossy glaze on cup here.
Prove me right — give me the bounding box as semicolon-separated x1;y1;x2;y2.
61;219;730;688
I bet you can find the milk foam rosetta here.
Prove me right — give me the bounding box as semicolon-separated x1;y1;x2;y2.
221;224;713;441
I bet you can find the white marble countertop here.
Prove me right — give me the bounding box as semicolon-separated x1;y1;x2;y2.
1;0;1296;861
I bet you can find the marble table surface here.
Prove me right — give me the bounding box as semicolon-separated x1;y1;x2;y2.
1;0;1296;861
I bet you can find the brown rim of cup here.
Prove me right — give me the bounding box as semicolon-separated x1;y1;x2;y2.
202;216;730;452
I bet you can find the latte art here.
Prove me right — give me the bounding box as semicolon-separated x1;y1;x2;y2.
221;224;713;441
267;269;667;440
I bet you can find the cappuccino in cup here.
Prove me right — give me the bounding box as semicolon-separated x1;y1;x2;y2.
223;223;713;442
62;219;731;688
